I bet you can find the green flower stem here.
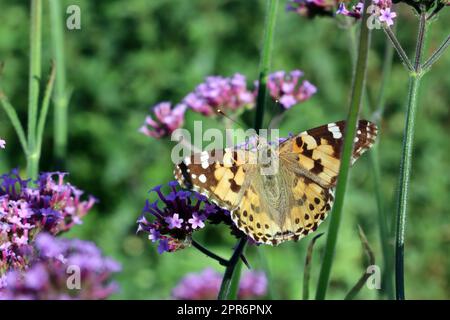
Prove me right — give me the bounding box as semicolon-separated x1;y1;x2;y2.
49;0;70;165
254;0;279;131
0;92;28;154
217;0;279;301
191;240;229;266
383;26;414;72
37;62;57;159
303;233;323;300
227;257;243;300
422;34;449;72
394;8;427;301
369;35;395;300
344;226;375;300
217;237;247;300
315;0;372;300
27;0;43;179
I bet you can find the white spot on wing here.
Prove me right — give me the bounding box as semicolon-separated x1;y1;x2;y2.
327;123;342;139
201;161;209;169
199;174;207;183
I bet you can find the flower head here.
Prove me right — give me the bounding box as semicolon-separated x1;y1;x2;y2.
0;139;5;149
336;1;364;18
137;181;241;254
0;234;121;299
171;268;267;300
287;0;340;18
378;7;397;26
183;73;254;116
257;70;317;109
336;0;397;26
140;102;187;139
0;170;95;274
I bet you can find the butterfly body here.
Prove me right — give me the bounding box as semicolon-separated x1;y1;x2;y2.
174;120;377;245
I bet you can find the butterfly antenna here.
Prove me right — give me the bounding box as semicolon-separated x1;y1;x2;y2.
215;107;247;129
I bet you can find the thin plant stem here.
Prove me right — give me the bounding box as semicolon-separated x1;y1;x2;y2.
414;10;427;71
315;0;372;300
303;233;323;300
383;26;414;72
422;34;450;72
0;92;28;154
27;0;43;179
37;63;56;156
49;0;70;165
369;35;395;300
217;0;279;301
217;237;247;300
344;226;375;300
227;256;243;300
191;240;229;266
369;147;394;299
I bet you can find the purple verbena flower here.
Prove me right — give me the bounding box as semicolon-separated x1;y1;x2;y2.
337;0;397;26
165;213;184;229
140;102;187;139
0;170;95;275
257;70;317;109
378;7;397;26
336;1;364;19
188;213;206;229
0;234;121;299
137;181;241;254
171;268;267;300
183;73;254;116
287;0;340;18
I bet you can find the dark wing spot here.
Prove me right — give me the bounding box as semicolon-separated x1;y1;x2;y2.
177;161;193;189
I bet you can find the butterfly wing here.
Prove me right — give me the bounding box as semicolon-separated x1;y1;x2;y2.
174;148;257;211
279;120;378;188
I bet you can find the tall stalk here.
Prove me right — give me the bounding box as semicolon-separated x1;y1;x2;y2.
27;0;43;179
315;0;372;300
394;8;427;300
369;34;395;300
49;0;70;166
217;0;279;300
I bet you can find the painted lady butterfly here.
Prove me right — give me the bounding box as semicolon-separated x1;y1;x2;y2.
174;120;377;245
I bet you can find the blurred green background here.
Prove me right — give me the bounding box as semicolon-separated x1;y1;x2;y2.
0;0;449;299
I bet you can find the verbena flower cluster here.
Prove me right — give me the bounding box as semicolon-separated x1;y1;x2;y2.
287;0;400;26
262;70;317;109
337;0;397;26
0;170;96;275
286;0;340;18
140;71;315;139
137;182;242;254
171;267;267;300
0;233;121;299
139;102;187;138
183;73;255;116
